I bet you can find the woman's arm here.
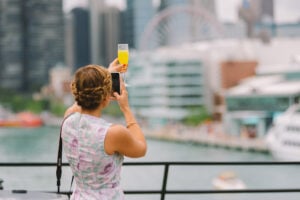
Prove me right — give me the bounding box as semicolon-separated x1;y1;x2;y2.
106;124;147;158
105;81;147;158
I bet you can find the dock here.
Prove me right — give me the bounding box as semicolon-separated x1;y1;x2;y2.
144;124;269;153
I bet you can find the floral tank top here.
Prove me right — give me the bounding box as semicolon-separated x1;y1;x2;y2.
62;112;124;200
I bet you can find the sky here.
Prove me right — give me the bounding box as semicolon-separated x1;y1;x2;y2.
64;0;300;23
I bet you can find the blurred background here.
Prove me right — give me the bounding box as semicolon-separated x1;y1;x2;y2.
1;0;300;199
0;0;300;126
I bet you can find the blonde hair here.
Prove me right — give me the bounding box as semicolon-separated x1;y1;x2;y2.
71;65;112;110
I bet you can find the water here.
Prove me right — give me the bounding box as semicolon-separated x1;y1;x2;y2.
0;127;299;200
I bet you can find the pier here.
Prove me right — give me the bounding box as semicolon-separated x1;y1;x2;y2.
144;123;269;153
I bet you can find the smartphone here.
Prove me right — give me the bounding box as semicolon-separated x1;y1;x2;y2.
111;72;120;95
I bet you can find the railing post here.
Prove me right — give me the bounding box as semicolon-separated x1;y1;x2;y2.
161;163;169;200
0;178;3;190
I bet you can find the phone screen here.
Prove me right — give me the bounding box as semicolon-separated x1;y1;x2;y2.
111;72;120;95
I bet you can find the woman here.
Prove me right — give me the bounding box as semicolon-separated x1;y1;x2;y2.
61;59;147;200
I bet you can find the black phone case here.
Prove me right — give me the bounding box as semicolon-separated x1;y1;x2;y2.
111;72;120;95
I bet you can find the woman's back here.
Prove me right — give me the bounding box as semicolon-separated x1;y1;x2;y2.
62;112;124;200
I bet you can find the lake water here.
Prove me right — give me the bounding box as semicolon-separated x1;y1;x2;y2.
0;126;299;200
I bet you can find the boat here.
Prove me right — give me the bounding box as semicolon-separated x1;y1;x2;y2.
0;111;43;128
266;104;300;161
212;171;246;190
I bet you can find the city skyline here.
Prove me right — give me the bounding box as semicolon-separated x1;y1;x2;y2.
64;0;300;23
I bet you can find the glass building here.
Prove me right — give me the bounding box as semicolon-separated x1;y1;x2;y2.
0;0;64;91
128;47;210;128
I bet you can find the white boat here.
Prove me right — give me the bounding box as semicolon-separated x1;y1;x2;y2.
266;104;300;161
212;171;246;190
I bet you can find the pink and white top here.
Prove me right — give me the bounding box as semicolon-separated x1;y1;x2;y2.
62;112;124;200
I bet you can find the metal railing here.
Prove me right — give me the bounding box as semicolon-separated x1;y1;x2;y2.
1;161;300;200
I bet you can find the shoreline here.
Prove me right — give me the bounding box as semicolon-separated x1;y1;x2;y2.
144;123;269;154
38;115;269;154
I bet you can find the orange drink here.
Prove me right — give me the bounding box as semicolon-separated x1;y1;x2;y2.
118;49;129;71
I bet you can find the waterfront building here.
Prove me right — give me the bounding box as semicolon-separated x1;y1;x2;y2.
0;0;64;91
223;49;300;138
224;74;300;138
128;38;300;136
128;47;210;127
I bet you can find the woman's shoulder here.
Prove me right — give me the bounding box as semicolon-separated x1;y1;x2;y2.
106;124;129;140
62;112;80;129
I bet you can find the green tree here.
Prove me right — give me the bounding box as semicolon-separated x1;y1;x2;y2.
182;106;211;126
50;101;67;116
0;87;49;114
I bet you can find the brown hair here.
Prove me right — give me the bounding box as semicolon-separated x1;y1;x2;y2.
71;65;112;110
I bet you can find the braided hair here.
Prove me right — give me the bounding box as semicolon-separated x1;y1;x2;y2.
71;65;112;110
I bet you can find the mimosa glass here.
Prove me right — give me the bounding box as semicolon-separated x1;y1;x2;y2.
118;44;129;86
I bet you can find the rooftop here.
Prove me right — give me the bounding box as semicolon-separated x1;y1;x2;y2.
227;75;300;96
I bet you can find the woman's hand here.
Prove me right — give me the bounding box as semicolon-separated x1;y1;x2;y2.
112;79;130;112
108;58;125;73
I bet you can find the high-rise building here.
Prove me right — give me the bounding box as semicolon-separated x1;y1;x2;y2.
121;0;157;49
89;0;105;65
0;0;64;91
239;0;274;38
253;0;274;23
120;0;135;48
0;0;23;90
102;7;121;66
88;0;121;67
70;7;91;70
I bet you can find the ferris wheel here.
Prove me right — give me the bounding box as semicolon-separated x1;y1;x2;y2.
139;5;225;51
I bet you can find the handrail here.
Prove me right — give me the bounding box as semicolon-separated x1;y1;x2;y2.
1;161;300;166
1;161;300;200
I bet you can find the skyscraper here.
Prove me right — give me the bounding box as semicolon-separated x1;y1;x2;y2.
88;0;122;67
70;7;91;70
120;0;135;48
89;0;105;65
0;0;24;90
0;0;64;91
253;0;274;23
102;6;121;66
121;0;157;49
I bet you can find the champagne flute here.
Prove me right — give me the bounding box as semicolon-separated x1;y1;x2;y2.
118;44;129;86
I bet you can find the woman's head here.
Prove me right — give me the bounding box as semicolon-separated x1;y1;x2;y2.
71;65;112;110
